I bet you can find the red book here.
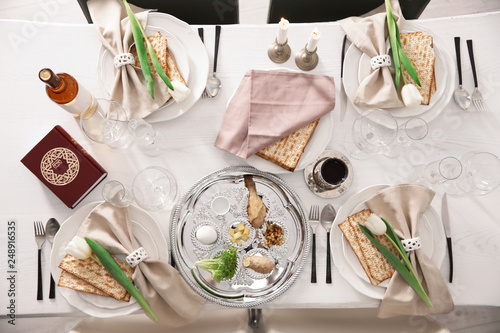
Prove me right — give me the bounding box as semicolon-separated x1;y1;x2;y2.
21;125;107;208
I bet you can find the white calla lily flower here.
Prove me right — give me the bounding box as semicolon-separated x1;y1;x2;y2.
169;80;191;103
65;236;92;259
401;84;424;107
365;213;387;236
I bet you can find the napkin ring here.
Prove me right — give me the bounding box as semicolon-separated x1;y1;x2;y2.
126;247;148;267
114;53;135;68
370;55;392;70
401;237;421;252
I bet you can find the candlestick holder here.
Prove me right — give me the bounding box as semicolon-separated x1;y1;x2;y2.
295;44;319;71
268;38;291;64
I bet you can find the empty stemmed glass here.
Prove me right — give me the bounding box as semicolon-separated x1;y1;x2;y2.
456;151;500;195
102;180;134;208
345;109;399;159
128;118;168;156
395;117;429;147
80;98;133;149
132;166;178;211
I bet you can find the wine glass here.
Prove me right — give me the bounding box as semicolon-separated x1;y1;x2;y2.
424;156;462;185
456;152;500;195
128;118;168;157
102;180;134;208
79;99;133;149
395;117;429;147
345;109;399;159
132;166;178;211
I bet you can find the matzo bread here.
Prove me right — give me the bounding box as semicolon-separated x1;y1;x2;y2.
400;32;436;105
132;31;186;85
58;270;131;302
256;119;319;172
339;209;398;286
58;254;134;301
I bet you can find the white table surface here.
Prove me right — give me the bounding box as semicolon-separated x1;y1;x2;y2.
0;11;499;318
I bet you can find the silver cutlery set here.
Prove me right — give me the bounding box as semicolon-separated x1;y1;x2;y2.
309;204;337;284
34;218;60;300
200;26;222;99
454;37;486;112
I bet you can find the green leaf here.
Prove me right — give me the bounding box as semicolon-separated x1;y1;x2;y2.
386;10;401;88
381;217;406;255
358;225;433;307
85;238;158;320
144;36;174;91
123;0;155;98
399;48;421;86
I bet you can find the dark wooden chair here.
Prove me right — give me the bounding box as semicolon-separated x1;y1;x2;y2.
267;0;431;23
77;0;239;24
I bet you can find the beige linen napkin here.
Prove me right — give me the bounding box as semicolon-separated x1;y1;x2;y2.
214;70;335;159
339;0;404;108
77;202;206;327
365;184;454;318
88;0;171;119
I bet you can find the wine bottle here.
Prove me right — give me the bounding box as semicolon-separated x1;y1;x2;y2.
39;68;94;117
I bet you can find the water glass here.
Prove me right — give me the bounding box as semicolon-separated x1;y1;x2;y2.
80;99;133;149
102;180;134;208
424;156;462;184
456;152;500;195
132;166;178;211
395;117;429;147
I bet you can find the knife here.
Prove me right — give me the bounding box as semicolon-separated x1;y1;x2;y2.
339;35;348;121
441;194;453;283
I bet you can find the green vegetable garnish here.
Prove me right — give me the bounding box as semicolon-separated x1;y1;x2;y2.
194;247;238;283
85;237;158;320
385;0;420;89
359;220;433;307
122;0;174;98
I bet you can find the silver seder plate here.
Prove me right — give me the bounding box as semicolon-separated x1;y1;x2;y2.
170;166;310;307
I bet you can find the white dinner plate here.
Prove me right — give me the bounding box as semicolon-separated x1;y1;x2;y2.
97;12;209;123
343;21;455;125
231;68;334;174
50;201;169;317
331;185;446;299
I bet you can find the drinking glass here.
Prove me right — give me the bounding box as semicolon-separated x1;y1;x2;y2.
132;166;178;211
80;99;133;149
102;180;134;208
345;109;399;159
456;152;500;195
395;117;429;147
424;156;462;184
128;118;168;156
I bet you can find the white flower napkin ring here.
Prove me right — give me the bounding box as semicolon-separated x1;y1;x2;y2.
370;55;392;70
401;237;421;252
126;247;148;267
114;53;135;68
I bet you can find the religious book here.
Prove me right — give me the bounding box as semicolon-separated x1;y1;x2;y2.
21;125;107;208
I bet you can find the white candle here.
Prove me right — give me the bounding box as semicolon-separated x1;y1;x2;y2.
306;27;321;52
277;17;289;44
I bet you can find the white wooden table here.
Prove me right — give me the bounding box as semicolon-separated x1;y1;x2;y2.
0;11;499;319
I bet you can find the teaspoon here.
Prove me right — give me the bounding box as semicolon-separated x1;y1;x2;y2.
320;204;336;284
46;218;60;299
205;25;222;98
453;37;471;110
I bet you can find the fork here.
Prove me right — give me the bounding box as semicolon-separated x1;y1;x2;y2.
309;204;320;283
34;221;45;300
466;39;486;112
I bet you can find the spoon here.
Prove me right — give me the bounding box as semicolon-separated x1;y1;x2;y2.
205;25;222;98
453;37;471;110
320;204;336;284
45;218;60;299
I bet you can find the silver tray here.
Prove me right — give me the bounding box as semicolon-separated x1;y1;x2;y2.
170;166;310;307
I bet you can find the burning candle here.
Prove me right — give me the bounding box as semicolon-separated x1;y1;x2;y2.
277;17;289;44
306;27;321;52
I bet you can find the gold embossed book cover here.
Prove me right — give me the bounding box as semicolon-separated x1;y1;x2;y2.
21;125;107;208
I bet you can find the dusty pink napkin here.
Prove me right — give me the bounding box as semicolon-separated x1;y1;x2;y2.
77;202;206;328
215;70;335;159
